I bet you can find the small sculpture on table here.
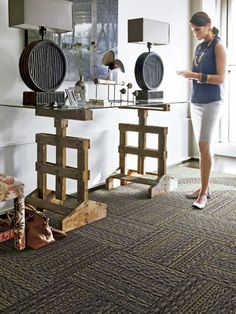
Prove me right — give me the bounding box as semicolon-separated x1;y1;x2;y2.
89;50;126;105
102;50;125;80
74;80;87;103
88;50;135;105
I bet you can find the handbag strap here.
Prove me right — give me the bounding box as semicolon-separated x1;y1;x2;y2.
25;203;48;223
25;203;67;237
51;227;67;238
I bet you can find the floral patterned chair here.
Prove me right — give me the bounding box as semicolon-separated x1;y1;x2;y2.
0;174;25;250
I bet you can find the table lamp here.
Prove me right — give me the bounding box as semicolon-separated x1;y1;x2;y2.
8;0;73;105
128;18;170;101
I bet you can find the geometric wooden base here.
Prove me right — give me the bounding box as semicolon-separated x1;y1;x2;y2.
25;107;108;233
26;189;107;232
106;108;169;198
62;200;107;232
148;174;178;198
106;168;160;190
106;170;177;198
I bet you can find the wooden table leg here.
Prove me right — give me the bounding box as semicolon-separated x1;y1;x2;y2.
55;118;68;201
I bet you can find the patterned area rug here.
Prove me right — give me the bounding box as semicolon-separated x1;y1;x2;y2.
0;165;236;313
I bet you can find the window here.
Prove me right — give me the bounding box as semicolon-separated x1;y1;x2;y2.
227;0;236;142
228;0;236;64
215;0;236;156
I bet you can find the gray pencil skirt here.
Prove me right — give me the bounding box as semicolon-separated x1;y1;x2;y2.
190;101;224;144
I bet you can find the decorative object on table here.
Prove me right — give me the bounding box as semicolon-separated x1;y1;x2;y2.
26;0;118;82
102;50;125;80
22;91;65;107
73;42;84;83
87;99;110;107
72;41;95;101
119;88;126;103
74;80;88;103
126;83;133;103
8;0;72;105
73;41;97;82
132;90;139;103
93;78;125;103
65;88;77;107
128;18;170;101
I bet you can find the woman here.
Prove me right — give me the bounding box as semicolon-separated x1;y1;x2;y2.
179;11;227;209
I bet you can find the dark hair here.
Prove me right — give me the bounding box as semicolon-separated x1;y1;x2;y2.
190;11;211;26
212;26;219;36
190;11;219;36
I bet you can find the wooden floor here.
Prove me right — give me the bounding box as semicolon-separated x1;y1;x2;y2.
182;155;236;175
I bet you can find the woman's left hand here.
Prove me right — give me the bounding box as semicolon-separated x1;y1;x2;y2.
177;70;200;81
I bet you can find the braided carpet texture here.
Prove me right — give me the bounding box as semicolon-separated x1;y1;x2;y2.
0;165;236;313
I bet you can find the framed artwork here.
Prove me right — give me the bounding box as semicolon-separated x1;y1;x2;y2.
65;87;77;106
26;0;118;82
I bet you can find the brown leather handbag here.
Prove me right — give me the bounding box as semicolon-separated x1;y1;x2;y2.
25;203;66;250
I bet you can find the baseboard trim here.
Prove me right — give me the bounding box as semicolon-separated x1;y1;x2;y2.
89;184;106;192
215;143;236;158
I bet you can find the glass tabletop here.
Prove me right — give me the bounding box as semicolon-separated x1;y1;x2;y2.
0;99;189;111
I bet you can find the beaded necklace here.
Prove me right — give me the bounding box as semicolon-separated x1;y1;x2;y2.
193;37;215;67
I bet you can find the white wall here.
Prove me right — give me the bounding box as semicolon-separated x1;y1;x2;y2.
117;0;192;167
0;0;191;195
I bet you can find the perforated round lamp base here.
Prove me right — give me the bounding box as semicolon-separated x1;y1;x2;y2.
135;51;164;90
19;40;67;92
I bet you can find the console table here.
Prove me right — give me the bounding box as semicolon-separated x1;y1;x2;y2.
0;101;187;231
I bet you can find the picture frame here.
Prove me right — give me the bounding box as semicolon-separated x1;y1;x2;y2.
26;0;118;82
65;87;77;106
